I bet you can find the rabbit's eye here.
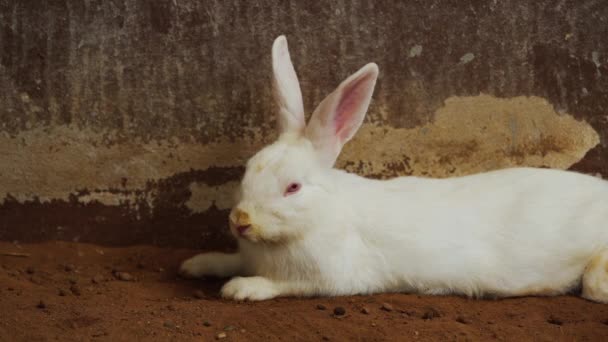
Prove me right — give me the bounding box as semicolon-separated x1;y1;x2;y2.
284;182;301;196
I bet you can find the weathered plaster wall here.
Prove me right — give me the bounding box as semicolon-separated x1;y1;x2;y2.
1;1;607;247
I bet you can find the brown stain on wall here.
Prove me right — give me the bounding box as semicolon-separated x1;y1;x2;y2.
341;95;599;178
186;181;239;212
0;125;264;204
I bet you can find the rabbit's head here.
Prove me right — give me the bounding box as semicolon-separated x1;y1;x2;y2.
229;35;379;244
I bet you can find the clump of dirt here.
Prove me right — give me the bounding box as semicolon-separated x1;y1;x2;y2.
1;241;608;341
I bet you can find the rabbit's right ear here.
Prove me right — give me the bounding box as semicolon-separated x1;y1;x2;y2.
272;35;305;135
305;63;379;168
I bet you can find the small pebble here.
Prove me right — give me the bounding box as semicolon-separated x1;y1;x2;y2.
316;304;327;310
193;290;205;299
58;289;68;296
455;316;470;324
322;336;330;341
203;321;212;327
422;307;441;320
7;287;14;291
166;304;176;311
68;278;78;285
64;264;75;272
361;307;370;314
224;325;236;331
402;310;417;316
36;300;46;309
115;272;134;281
333;306;346;316
163;321;175;329
381;303;393;312
136;262;145;269
547;316;563;326
26;266;35;274
216;332;227;339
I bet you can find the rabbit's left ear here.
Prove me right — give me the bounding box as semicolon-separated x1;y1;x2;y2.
272;35;305;135
305;63;379;167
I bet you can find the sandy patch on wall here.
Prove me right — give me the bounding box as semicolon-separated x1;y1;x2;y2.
186;181;239;212
0;126;264;204
340;94;599;177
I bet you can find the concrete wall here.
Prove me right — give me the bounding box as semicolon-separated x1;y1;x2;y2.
1;0;607;248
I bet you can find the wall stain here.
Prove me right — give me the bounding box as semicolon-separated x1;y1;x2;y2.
340;94;599;178
0;125;257;204
186;181;239;212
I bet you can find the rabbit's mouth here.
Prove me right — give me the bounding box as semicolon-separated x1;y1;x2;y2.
231;223;293;245
235;224;251;236
229;221;261;241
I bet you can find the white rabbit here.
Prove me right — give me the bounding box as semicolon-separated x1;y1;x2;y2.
180;35;608;303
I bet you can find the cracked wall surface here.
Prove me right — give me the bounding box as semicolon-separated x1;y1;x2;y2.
1;1;607;248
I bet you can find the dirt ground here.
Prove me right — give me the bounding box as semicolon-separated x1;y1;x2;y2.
1;241;607;342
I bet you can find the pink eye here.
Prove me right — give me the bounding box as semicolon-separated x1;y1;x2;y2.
284;182;301;196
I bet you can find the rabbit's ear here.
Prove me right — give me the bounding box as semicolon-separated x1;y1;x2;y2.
305;63;379;167
272;35;305;135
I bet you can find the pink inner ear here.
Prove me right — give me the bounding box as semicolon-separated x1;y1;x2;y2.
334;75;371;141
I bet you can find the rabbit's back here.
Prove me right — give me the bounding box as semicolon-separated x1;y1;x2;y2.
359;167;608;297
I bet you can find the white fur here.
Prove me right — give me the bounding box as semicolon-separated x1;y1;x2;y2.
180;36;608;302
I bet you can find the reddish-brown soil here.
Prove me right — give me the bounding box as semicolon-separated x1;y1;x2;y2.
1;241;607;341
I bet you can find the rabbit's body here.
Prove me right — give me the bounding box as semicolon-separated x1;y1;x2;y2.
180;36;608;303
235;165;608;299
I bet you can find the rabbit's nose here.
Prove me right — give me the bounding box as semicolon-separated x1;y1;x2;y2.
230;207;251;227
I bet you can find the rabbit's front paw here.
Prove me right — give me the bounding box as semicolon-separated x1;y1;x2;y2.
179;252;242;279
179;254;211;279
221;276;279;301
